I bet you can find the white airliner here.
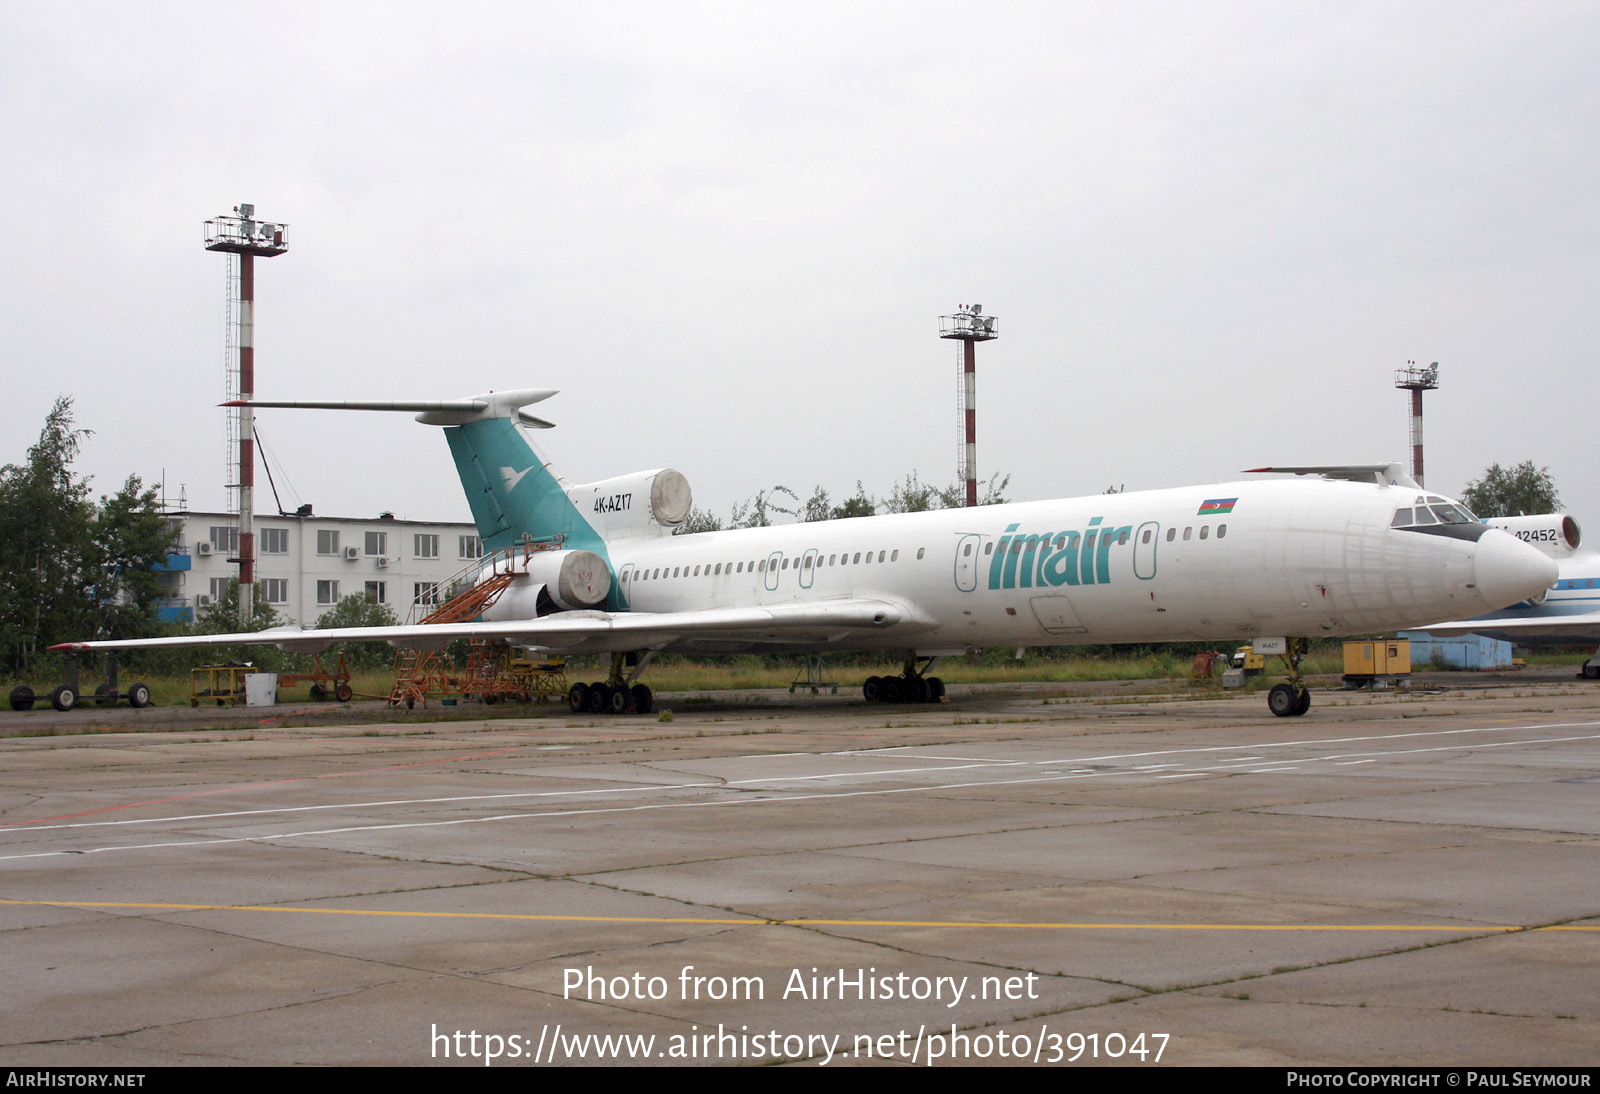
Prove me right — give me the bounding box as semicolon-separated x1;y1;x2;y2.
54;389;1557;717
1418;511;1600;678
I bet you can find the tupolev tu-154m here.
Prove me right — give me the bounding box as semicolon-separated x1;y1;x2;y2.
52;389;1557;718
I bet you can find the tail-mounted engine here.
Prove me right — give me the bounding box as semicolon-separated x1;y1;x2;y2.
1485;513;1582;558
566;469;693;539
481;548;612;621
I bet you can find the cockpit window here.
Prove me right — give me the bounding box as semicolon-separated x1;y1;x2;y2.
1391;495;1487;541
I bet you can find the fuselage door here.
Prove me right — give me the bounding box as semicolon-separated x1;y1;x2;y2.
765;550;783;592
954;534;981;592
799;547;819;589
1133;521;1159;580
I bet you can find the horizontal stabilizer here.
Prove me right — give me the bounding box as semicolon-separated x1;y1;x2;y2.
1244;463;1419;489
222;389;557;427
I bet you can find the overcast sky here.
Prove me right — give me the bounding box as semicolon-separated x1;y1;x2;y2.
3;1;1596;528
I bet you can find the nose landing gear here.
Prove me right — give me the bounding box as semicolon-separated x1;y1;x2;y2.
1267;638;1312;717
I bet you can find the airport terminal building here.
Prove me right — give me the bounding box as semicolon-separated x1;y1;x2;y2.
155;509;482;625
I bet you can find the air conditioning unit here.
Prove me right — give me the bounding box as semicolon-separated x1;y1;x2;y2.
196;542;213;556
376;557;389;568
195;594;213;606
344;546;360;560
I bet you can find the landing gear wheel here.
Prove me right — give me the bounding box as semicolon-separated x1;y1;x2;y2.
95;683;117;707
1267;683;1299;718
567;682;590;713
880;676;903;703
8;685;34;712
1293;687;1312;716
127;682;152;709
606;687;630;716
907;677;931;703
334;682;354;703
927;676;945;700
50;685;76;712
863;676;882;703
585;683;609;714
631;684;653;715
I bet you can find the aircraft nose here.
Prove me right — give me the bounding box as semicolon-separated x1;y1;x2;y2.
1473;530;1559;610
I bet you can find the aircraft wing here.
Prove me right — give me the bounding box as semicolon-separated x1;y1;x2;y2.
1416;606;1600;643
51;598;924;656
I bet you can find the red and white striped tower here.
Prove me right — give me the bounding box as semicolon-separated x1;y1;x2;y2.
938;305;999;506
1393;361;1439;488
204;206;288;627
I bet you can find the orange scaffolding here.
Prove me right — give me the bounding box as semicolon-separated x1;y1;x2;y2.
388;542;568;708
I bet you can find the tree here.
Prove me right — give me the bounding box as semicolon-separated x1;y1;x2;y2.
315;592;400;670
0;398;173;675
830;482;875;520
0;398;95;673
1460;461;1561;518
880;470;941;514
673;507;724;535
90;476;182;641
729;487;784;528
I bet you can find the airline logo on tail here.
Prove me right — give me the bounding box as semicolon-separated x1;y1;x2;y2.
499;465;533;492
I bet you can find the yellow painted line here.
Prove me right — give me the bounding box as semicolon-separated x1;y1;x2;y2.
2;899;1596;931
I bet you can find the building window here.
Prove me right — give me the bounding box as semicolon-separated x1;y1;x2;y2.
364;580;386;603
459;535;482;559
260;527;289;554
209;526;239;553
264;579;289;604
414;582;439;606
365;531;387;556
414;534;439;559
317;530;340;556
208;577;230;601
317;580;340;605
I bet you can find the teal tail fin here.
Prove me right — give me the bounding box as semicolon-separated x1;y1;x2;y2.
432;395;605;554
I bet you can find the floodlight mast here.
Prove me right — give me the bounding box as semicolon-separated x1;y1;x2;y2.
1393;360;1439;488
938;304;999;507
204;206;289;627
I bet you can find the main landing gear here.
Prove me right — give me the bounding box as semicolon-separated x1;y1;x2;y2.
567;651;654;715
863;655;946;705
1266;637;1312;718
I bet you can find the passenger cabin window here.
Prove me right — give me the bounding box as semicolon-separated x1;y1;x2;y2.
1217;524;1227;538
1200;525;1209;540
1182;527;1192;541
1166;528;1176;542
